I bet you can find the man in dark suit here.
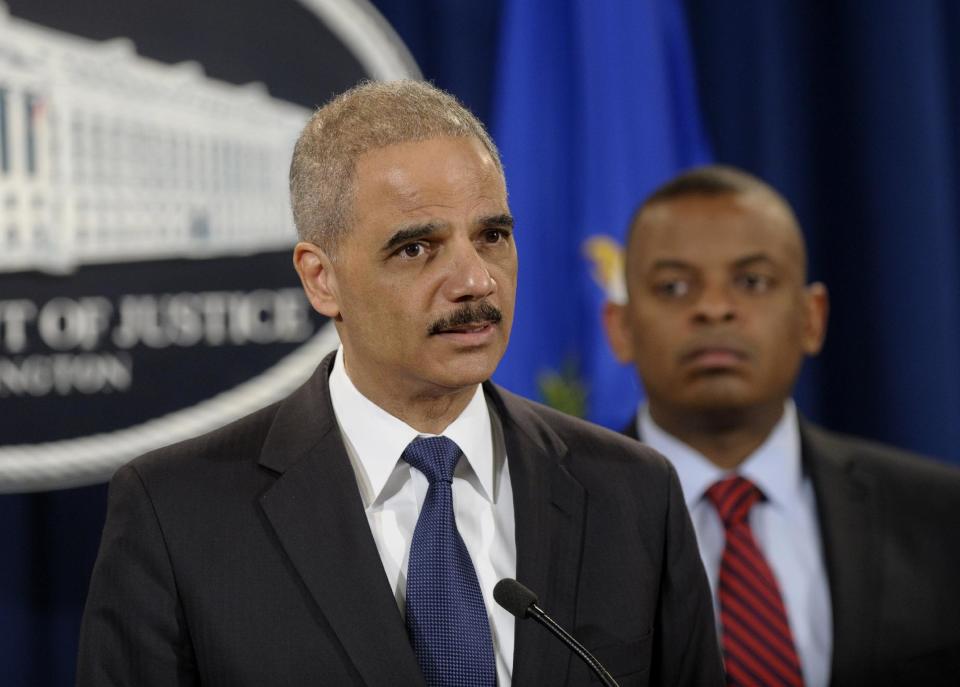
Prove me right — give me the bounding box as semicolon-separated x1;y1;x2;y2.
77;81;722;686
603;164;960;686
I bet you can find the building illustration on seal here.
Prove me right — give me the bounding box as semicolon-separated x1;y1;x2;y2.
0;4;309;274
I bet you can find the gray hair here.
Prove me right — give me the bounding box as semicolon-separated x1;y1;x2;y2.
289;79;502;256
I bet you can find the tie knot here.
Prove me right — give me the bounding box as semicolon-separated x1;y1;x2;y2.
705;476;764;528
402;436;462;485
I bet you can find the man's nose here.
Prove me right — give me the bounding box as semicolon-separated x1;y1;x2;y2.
443;240;496;302
693;282;736;324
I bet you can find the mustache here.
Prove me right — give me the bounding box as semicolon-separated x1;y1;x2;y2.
428;301;502;335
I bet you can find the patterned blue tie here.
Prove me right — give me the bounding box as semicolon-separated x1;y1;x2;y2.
402;436;496;687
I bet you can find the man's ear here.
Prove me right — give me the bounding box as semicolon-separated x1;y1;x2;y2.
801;282;829;355
602;301;635;364
293;241;341;318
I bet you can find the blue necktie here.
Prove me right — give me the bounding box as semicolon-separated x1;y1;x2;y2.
402;436;496;687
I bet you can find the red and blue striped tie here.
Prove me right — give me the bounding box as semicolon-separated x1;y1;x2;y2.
706;476;805;687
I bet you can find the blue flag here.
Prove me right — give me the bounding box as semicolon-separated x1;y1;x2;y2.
491;0;712;428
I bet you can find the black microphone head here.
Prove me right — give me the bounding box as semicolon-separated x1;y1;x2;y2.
493;578;538;618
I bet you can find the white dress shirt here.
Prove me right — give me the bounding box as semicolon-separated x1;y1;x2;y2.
329;347;516;686
638;401;832;687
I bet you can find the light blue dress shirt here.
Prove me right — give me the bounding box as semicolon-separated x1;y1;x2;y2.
638;401;832;687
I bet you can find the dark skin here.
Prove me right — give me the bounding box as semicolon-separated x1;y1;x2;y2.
604;191;829;469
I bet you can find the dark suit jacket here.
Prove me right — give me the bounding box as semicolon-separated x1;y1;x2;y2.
77;355;722;686
623;415;960;686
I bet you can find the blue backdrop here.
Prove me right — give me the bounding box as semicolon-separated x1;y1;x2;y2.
4;1;960;683
683;0;960;463
489;0;711;428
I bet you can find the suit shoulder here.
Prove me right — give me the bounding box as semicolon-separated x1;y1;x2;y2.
804;422;960;494
123;400;282;485
492;384;671;473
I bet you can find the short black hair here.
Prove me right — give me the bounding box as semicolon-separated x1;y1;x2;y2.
625;164;807;277
643;164;781;208
628;164;799;238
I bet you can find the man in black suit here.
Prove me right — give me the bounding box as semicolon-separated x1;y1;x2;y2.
77;81;722;686
603;164;960;686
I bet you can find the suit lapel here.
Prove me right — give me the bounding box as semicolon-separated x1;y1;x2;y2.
255;365;590;685
257;355;424;686
487;384;586;687
801;422;882;685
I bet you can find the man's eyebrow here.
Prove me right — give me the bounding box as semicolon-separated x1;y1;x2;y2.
649;258;694;271
479;213;515;229
733;252;776;269
381;214;514;253
381;222;444;253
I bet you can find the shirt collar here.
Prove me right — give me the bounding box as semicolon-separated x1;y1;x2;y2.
638;400;804;510
328;346;495;507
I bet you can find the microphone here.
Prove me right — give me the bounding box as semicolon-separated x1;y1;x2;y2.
493;578;620;687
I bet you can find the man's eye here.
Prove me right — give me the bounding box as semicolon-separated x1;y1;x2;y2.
482;228;509;243
399;243;425;258
737;273;773;292
653;280;690;298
